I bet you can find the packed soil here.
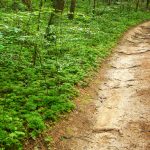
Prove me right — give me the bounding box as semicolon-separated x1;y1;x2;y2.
24;22;150;150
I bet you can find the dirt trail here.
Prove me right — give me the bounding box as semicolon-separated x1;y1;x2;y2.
46;22;150;150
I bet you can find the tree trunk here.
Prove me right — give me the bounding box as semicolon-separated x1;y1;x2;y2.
22;0;32;10
52;0;65;13
108;0;111;5
135;0;140;11
93;0;96;14
146;0;149;9
68;0;76;20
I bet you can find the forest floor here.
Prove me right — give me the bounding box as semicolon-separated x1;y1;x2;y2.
25;21;150;150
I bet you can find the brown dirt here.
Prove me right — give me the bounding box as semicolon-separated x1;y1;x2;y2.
24;22;150;150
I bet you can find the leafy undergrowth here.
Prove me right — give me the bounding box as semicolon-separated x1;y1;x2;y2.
0;6;150;149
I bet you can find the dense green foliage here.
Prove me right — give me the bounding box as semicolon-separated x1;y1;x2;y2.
0;0;150;149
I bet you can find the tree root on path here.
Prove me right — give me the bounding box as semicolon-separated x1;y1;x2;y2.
92;128;123;137
111;64;140;69
60;135;94;143
141;130;150;133
118;49;150;55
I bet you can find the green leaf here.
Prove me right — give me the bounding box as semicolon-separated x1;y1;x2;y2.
0;45;4;50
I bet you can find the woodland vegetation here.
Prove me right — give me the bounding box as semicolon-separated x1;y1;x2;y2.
0;0;150;149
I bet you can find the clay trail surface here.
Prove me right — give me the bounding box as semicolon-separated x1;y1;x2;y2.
48;22;150;150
